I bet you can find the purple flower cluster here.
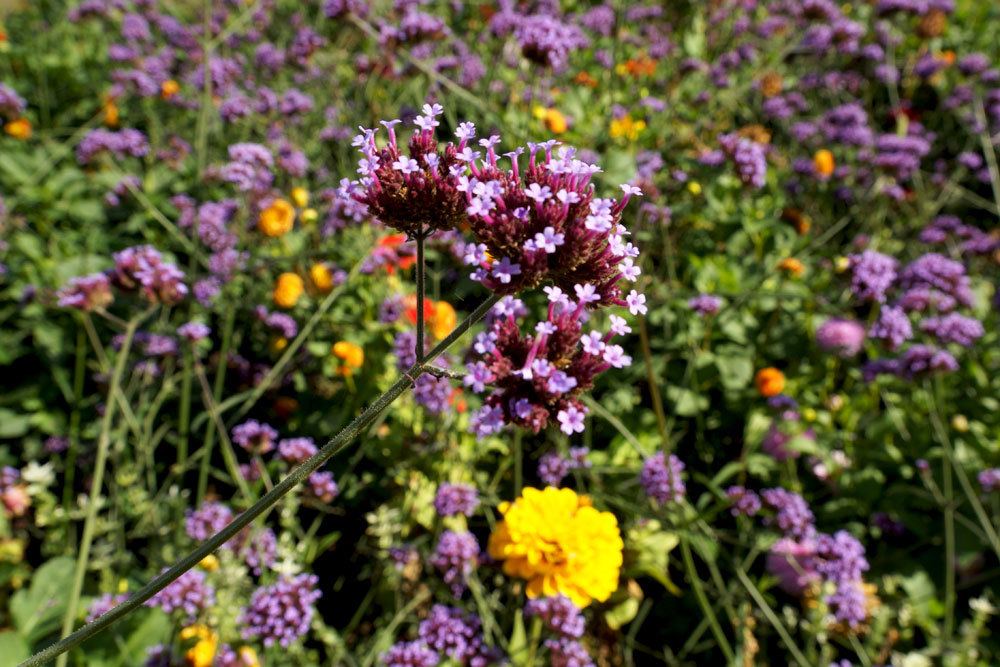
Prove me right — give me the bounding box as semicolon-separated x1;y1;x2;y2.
177;321;211;342
111;245;188;305
688;293;723;316
145;569;214;621
0;83;26;119
429;530;479;597
307;471;339;502
718;133;768;189
278;437;317;464
868;306;912;350
382;641;440;667
760;488;815;540
726;486;762;517
77;129;149;164
57;273;114;311
848;251;897;303
920;215;999;256
978;469;1000;493
433;483;480;517
537;447;591;486
640;452;686;504
468;298;632;437
86;593;129;623
546;638;595;667
525;595;585;638
231;419;278;454
920;313;984;347
417;604;501;665
815;318;866;357
240;573;321;647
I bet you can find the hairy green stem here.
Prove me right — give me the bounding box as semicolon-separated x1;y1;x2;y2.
54;315;143;667
21;293;499;667
734;566;810;667
416;230;426;361
197;303;236;503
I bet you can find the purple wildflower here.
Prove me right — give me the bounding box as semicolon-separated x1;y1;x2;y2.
430;530;479;597
240;574;321;648
434;483;480;517
640;452;686;504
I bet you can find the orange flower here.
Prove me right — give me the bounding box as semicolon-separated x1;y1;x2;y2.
759;72;783;98
160;79;180;99
258;198;295;237
4;118;31;139
273;272;304;309
310;263;334;292
431;300;457;340
781;208;811;235
103;95;119;127
778;257;805;278
755;368;785;397
623;56;657;77
813;149;835;178
542;108;568;134
332;341;364;376
574;71;598;88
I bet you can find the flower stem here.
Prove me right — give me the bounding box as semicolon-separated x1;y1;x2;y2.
54;314;143;667
197;302;236;504
680;536;736;664
21;293;500;667
416;229;426;362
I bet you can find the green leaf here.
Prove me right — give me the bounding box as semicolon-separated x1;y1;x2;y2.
604;596;640;630
714;351;753;390
10;556;76;643
627;522;681;594
507;611;528;667
0;631;30;667
666;386;708;416
0;409;31;439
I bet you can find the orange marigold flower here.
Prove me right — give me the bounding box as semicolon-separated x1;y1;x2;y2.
542;108;568;134
432;300;457;340
258;198;295;237
179;625;217;667
310;263;335;292
755;367;785;397
813;149;835;178
404;295;437;325
4;118;31;139
574;71;598;88
778;257;805;278
759;72;783;98
332;340;364;376
273;272;304;309
160;79;180;99
103;96;119;127
781;208;811;235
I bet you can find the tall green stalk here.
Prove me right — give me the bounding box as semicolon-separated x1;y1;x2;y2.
21;293;500;667
54;314;143;667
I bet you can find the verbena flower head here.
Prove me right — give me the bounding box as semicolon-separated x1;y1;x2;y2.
524;595;585;638
979;468;1000;493
919;313;984;347
848;250;897;303
57;273;114;311
145;569;214;622
868;305;912;350
487;486;623;607
761;488;816;540
350;107;643;307
240;573;321;648
767;538;819;595
430;530;479;597
545;638;595;667
640;452;686;504
278;437;318;464
815;318;866;357
434;483;480;517
897;253;974;312
468;301;631;436
688;293;722;316
382;640;440;667
112;245;188;304
718;132;768;188
418;605;499;665
231;419;278;454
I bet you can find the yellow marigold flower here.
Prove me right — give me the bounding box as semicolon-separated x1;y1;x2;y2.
179;624;217;667
755;367;785;398
161;79;180;99
609;115;645;141
310;263;335;292
198;554;219;572
487;486;623;608
687;181;702;196
813;149;835;178
4;118;31;139
291;186;309;208
332;340;364;376
778;257;805;278
258;198;295;237
301;207;318;224
431;300;457;340
269;336;288;354
834;256;850;273
273;272;304;309
542;108;568;134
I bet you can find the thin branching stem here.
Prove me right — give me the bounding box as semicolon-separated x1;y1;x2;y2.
21;292;500;667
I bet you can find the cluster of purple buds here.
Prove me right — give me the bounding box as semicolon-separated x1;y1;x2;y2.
177;321;211;343
538;447;591;486
278;437;317;464
688;293;723;316
0;83;26;120
307;471;339;502
525;595;586;638
57;273;114;311
898;253;974;313
86;593;130;623
640;452;686;504
546;638;595;667
434;482;480;517
111;245;188;305
467;296;633;437
862;343;958;381
231;419;278;454
815;318;866;357
920;215;999;256
429;530;479;597
145;569;214;622
718;132;768;189
979;469;1000;493
240;573;321;648
349;107;643;309
417;604;501;665
77;128;149;165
